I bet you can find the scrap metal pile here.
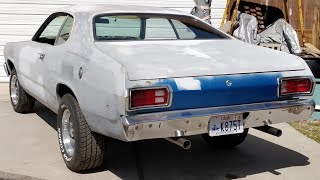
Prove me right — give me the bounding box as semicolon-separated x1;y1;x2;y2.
190;0;320;59
190;0;212;24
233;12;302;54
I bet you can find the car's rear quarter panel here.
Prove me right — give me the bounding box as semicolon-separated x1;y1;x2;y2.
72;48;128;140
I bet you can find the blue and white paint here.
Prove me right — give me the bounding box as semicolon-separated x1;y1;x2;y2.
128;72;288;114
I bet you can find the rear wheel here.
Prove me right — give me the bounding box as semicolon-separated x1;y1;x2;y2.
57;94;106;172
9;69;35;113
202;129;249;149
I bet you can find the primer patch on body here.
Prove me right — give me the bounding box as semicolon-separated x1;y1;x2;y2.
182;48;212;59
174;77;201;90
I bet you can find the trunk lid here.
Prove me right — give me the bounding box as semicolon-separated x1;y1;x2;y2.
96;39;305;80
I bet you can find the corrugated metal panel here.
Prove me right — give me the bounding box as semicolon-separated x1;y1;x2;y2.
0;0;195;7
0;25;39;36
0;35;31;46
0;77;9;83
0;4;194;15
211;0;227;27
0;46;4;56
0;0;227;81
0;14;48;25
0;4;65;15
0;56;8;82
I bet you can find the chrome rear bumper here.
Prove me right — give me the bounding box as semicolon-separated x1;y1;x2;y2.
3;62;10;76
122;99;315;141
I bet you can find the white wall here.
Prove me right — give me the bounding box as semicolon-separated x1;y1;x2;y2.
0;0;227;82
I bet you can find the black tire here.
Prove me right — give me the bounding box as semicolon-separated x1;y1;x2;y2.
202;129;249;149
9;69;35;113
57;94;106;172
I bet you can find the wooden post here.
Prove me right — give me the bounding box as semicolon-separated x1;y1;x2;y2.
229;0;241;34
298;0;306;46
220;0;231;28
312;0;320;48
283;0;289;23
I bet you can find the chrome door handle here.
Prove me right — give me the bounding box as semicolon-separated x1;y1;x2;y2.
39;53;45;60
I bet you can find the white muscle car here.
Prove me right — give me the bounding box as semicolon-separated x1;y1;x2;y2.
3;4;315;172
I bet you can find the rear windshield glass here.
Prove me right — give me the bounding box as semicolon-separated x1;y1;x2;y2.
94;14;228;41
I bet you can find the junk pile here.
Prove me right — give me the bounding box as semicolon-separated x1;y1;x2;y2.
233;12;302;54
191;0;212;24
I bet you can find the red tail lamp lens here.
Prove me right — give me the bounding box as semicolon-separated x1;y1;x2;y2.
130;88;169;109
280;78;312;95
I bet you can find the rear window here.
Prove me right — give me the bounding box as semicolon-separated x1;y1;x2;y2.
94;14;228;41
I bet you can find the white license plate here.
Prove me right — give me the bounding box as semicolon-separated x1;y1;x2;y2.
209;114;244;137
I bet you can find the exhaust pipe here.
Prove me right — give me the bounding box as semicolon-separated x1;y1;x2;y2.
165;137;192;150
254;125;282;137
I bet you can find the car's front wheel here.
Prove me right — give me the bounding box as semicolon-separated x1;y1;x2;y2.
9;68;35;113
202;129;249;149
57;94;106;172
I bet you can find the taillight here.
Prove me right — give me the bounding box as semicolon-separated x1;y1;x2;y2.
130;87;170;109
280;78;313;96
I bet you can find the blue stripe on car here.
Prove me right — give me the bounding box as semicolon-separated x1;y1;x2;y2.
130;72;282;114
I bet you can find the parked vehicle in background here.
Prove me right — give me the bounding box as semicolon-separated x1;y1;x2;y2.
2;5;316;172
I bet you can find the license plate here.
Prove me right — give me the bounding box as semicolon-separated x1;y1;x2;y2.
209;114;244;137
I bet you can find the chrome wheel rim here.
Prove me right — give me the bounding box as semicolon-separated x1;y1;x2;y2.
10;75;19;106
62;109;75;157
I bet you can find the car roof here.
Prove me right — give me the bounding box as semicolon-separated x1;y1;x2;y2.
58;4;190;16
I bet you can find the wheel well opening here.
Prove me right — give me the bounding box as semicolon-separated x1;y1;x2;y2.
57;84;76;100
7;60;14;73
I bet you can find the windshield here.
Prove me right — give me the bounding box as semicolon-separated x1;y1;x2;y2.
94;14;229;41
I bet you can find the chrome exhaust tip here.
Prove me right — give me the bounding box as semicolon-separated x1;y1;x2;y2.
165;137;192;150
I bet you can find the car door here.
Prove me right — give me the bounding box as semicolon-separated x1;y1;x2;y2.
19;14;68;106
40;15;75;109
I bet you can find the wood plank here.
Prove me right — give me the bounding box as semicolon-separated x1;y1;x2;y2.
305;43;320;55
313;0;320;49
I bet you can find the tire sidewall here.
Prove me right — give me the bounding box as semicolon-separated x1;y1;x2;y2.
9;69;20;110
57;95;80;166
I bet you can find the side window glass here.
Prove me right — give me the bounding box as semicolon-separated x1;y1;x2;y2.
171;19;196;39
56;16;74;45
36;16;67;45
145;18;177;39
